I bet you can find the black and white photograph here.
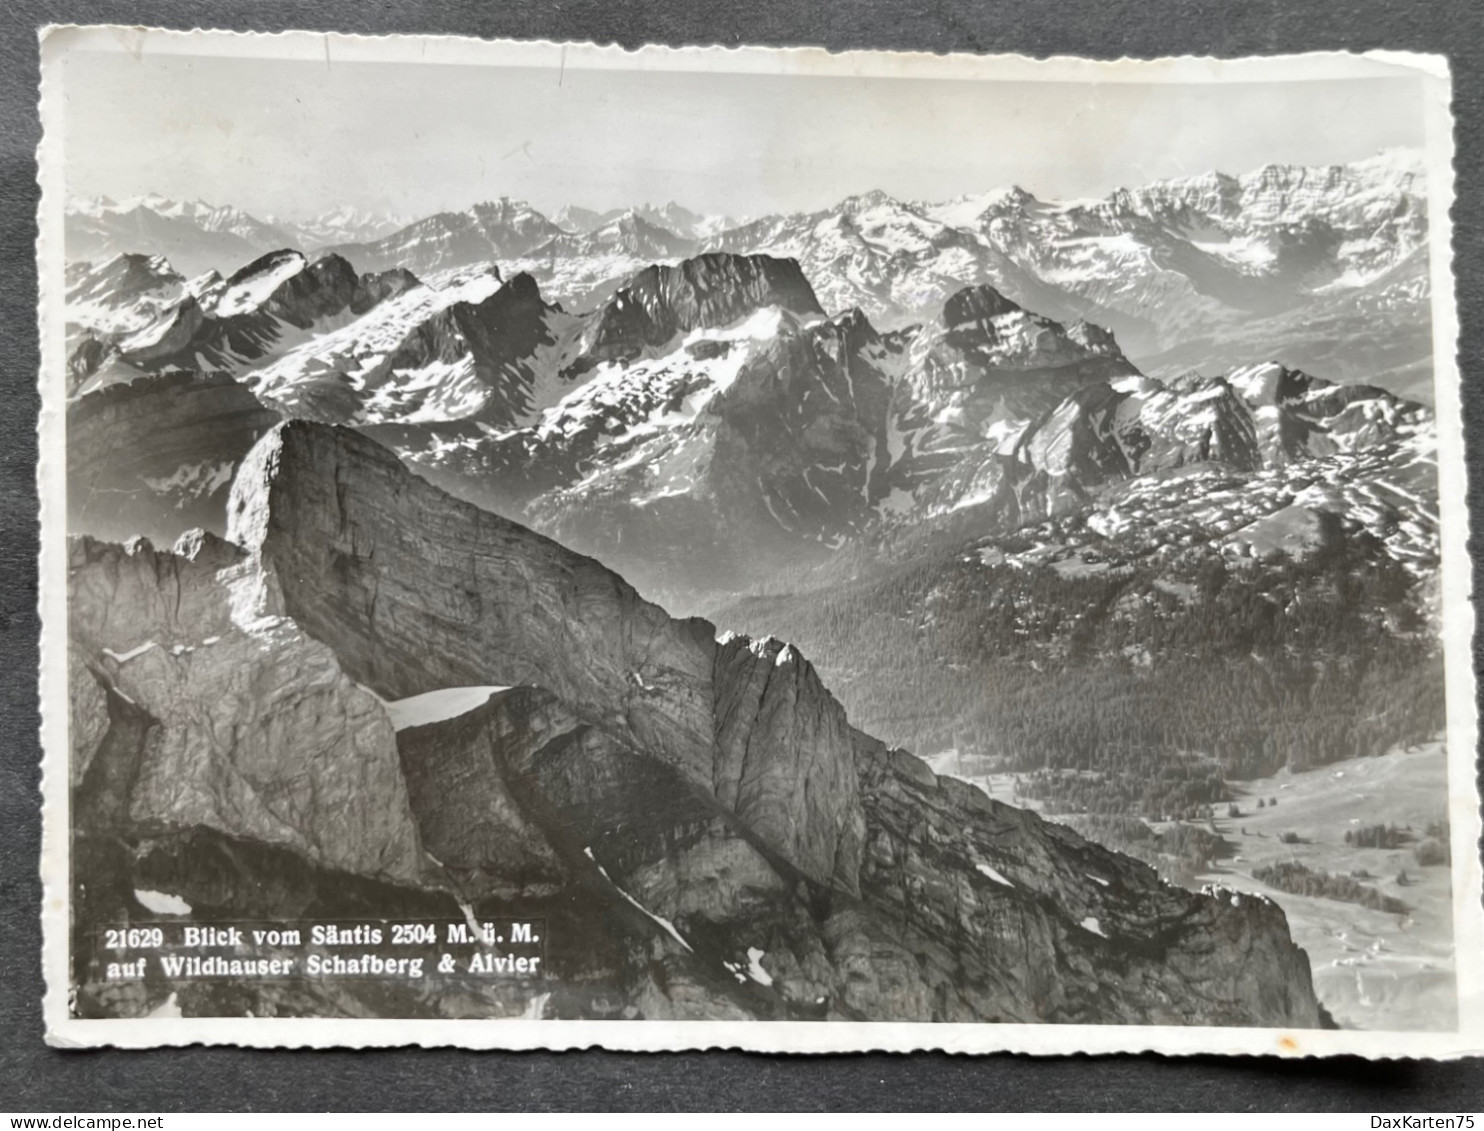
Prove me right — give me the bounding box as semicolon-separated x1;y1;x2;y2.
37;28;1483;1056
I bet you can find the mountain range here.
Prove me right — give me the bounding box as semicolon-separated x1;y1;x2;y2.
66;194;409;278
66;240;1433;601
64;149;1433;401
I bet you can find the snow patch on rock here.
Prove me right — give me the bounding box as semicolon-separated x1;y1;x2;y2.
134;889;192;915
746;946;773;986
383;686;509;731
216;252;308;317
103;640;159;663
584;847;693;952
976;862;1014;888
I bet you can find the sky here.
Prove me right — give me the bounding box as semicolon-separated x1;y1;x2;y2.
58;46;1428;223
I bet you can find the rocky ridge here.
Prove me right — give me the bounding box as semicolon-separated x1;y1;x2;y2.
69;420;1328;1026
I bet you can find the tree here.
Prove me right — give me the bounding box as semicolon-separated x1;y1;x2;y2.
1414;838;1449;866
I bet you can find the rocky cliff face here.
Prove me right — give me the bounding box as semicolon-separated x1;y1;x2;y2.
884;284;1142;508
69;530;426;885
70;420;1328;1027
227;422;719;773
849;741;1322;1024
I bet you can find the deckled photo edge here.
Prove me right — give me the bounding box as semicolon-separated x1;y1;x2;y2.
1421;54;1484;1029
38;21;75;1051
34;23;1447;83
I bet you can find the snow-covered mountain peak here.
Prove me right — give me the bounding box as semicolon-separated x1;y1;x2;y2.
311;202;399;230
68;193;214;222
1224;361;1304;405
268;204;411;249
838;189;909;214
923;185;1040;228
552;204;621;234
214;250;309;317
632;201;722;238
942;283;1024;328
65;252;189;337
1106;150;1427;231
603;210;678;236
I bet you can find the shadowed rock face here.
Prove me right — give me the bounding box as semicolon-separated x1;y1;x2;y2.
69;420;1328;1027
416;272;568;426
581;253;826;365
67;372;283;544
394;688;570;899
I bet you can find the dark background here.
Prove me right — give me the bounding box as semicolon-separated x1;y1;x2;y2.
3;0;1482;1112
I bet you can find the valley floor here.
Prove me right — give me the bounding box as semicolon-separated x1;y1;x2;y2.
1195;741;1455;1032
933;742;1457;1031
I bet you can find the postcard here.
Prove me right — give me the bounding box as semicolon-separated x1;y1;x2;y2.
37;27;1481;1056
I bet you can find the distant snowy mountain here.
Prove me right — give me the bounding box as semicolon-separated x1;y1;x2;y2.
705;150;1433;400
501;213;698;310
71;151;1427;397
65;195;294;279
319;198;564;276
552;204;623;233
552;201;738;240
272;204;410;250
529;211;696;263
633;201;739;240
